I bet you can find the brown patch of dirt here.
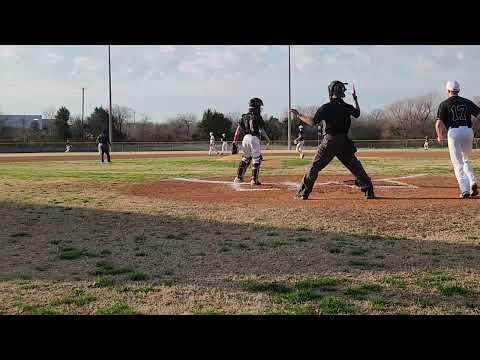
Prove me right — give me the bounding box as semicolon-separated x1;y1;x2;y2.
116;175;475;210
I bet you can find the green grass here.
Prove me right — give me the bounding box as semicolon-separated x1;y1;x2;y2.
59;247;84;260
128;272;148;281
416;271;454;289
438;284;474;297
94;276;115;288
382;276;407;288
318;296;356;315
50;289;96;306
96;302;138;315
95;261;134;276
345;284;382;299
21;304;67;315
193;309;226;315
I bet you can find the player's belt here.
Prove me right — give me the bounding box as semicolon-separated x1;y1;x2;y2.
449;124;471;129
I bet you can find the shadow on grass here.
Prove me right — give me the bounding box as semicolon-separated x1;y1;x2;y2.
1;200;480;313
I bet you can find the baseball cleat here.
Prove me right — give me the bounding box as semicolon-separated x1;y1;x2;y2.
250;179;262;186
460;192;471;199
471;184;478;197
295;193;308;200
233;177;243;183
363;188;375;199
301;154;304;159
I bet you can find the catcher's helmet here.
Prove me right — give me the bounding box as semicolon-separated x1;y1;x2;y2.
328;80;348;99
249;97;264;110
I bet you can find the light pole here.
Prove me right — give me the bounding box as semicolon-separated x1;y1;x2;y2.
108;45;113;152
81;87;85;140
288;45;292;150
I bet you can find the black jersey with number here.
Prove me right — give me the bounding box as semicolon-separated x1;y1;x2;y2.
437;96;480;129
239;112;265;137
313;98;360;135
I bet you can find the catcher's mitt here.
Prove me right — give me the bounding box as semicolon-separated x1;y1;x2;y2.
231;143;238;155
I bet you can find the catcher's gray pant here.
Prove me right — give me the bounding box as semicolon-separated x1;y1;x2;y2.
242;134;261;165
297;134;373;198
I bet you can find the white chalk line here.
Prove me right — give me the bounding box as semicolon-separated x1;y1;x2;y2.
174;173;428;191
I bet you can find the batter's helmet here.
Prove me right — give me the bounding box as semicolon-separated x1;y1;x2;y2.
249;97;264;110
328;80;348;99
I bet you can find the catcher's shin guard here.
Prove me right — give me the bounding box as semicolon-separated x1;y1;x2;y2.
251;161;261;185
236;157;251;180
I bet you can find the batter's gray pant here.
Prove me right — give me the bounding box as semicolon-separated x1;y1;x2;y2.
297;134;373;198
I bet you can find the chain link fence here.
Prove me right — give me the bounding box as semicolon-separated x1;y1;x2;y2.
1;138;479;153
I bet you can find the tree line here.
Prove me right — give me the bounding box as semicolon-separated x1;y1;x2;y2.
1;93;479;143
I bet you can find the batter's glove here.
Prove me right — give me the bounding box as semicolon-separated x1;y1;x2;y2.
231;143;239;155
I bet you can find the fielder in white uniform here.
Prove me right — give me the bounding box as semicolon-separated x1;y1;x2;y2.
423;137;429;150
208;132;219;156
65;141;72;153
294;125;305;159
435;80;480;198
220;133;228;155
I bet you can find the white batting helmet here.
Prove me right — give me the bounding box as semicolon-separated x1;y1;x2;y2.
299;125;304;130
209;132;213;136
446;80;460;93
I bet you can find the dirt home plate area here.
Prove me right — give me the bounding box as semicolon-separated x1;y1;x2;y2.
1;149;480;315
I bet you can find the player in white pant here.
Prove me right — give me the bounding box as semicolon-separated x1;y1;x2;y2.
208;132;219;156
65;141;72;153
435;80;480;198
294;125;305;159
220;133;228;155
423;137;429;151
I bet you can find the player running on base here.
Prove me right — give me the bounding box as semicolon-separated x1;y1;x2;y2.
290;81;375;200
294;125;305;159
220;133;228;155
232;97;270;186
435;80;480;198
208;132;219;156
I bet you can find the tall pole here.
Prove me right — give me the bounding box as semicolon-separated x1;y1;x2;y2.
288;45;292;151
108;45;113;152
81;87;85;140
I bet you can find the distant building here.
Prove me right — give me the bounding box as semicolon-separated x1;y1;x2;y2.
0;115;54;130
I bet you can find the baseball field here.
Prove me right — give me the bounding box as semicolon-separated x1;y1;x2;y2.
1;148;480;315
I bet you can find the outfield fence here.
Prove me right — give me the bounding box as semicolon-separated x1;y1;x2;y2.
1;138;479;153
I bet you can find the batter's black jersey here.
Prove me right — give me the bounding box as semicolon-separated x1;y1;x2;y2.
313;99;360;135
238;112;265;137
295;131;304;142
437;96;480;129
221;135;227;142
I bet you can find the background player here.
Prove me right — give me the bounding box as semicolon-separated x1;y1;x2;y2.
208;132;219;156
65;140;72;153
220;133;228;155
423;136;429;150
435;80;480;198
294;125;305;159
232;97;269;185
290;81;375;200
96;129;111;163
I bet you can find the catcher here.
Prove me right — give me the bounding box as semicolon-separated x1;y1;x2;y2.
290;81;375;200
232;97;270;185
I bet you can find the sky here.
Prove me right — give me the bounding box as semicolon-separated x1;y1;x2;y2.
0;45;479;122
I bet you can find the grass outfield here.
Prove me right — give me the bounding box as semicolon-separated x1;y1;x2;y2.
1;151;480;315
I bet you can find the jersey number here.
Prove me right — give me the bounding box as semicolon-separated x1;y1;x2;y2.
450;105;467;122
